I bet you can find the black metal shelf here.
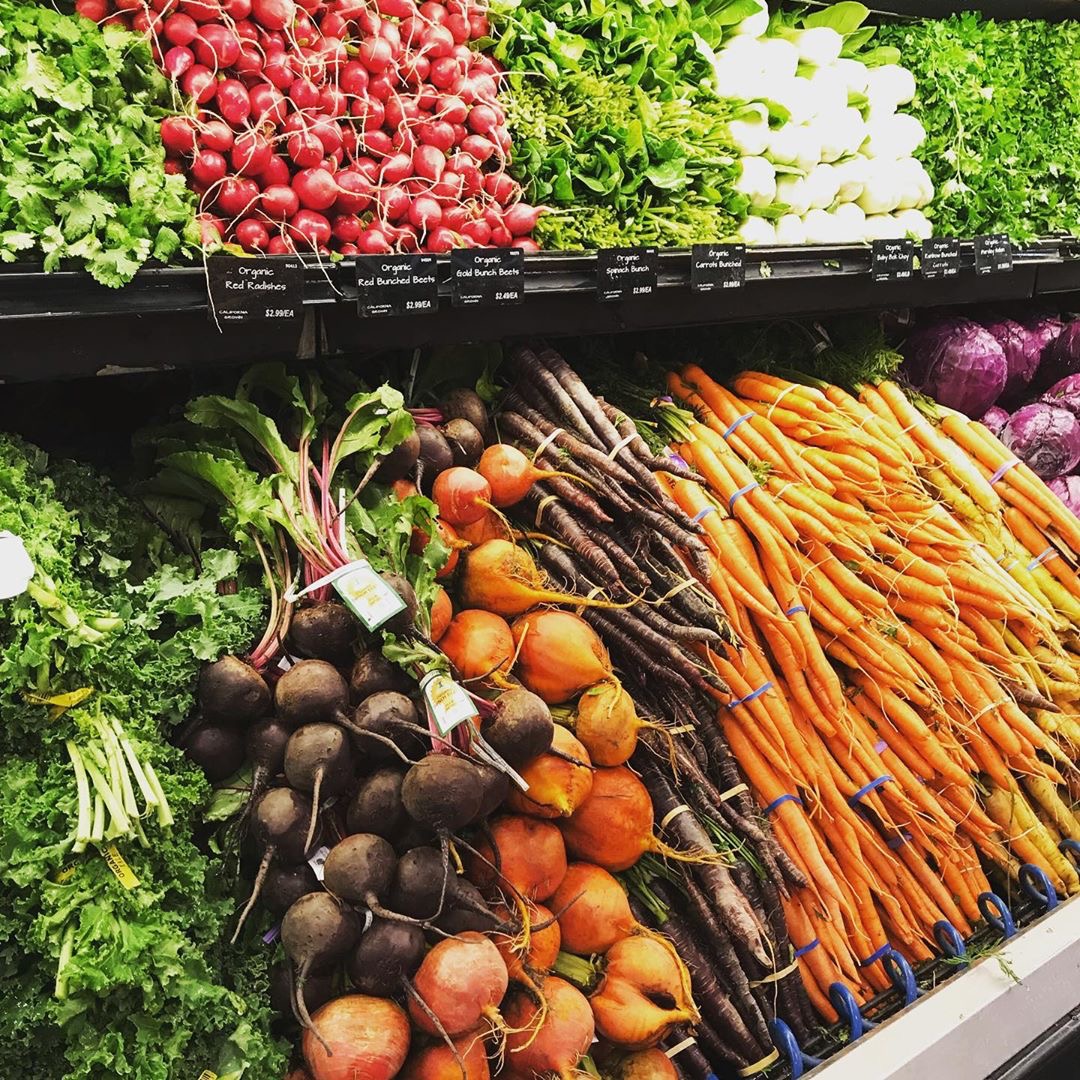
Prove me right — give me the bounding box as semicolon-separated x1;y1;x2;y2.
3;239;1079;383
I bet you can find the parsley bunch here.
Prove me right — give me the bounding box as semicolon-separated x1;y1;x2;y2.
878;14;1080;240
0;3;196;286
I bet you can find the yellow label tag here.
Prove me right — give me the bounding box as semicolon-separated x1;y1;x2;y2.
421;673;478;737
197;1072;218;1080
53;862;78;884
24;686;94;720
103;845;139;890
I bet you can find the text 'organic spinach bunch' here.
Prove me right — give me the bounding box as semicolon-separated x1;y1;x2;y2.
0;2;197;285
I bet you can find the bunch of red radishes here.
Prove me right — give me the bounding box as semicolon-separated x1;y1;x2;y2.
74;0;543;255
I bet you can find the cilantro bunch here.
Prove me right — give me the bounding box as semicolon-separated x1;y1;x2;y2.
0;2;197;286
0;434;286;1079
878;14;1080;240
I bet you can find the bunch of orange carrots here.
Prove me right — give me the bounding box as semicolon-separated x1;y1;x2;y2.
663;366;1080;1021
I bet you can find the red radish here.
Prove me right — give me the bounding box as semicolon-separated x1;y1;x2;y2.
468;11;488;37
490;224;513;247
425;226;457;253
163;159;185;175
293;168;339;211
319;37;348;72
420;0;447;22
196;215;226;245
440;610;514;685
377;0;415;16
468;814;567;901
76;0;108;20
460;134;494;163
289;210;332;248
164;12;199;44
380;152;413;184
289;132;325;168
423;24;455;58
340;61;369;96
260;154;292;187
223;0;252;15
484;171;517;204
251;0;295;30
407;932;508;1037
191;149;227;187
503;978;595;1079
194;24;241;68
359;36;394;73
164;46;195;79
216;79;252;125
236;218;271;252
550;863;637;954
381;184;411;222
331;214;363;243
413;145;445;183
322;11;348;36
358;99;387;133
268;235;296;254
466;103;498;134
446;12;469;43
369;74;395;101
438;95;467;123
161;116;197;156
232;132;272;177
432;467;491;526
357;228;393;253
289;77;320;110
181;64;216;103
502;204;543;236
320;86;347;118
460;219;490;246
250;84;287;126
333;171;372;213
513;238;541;253
428;57;460;91
302;995;410;1080
310;116;344;154
217;176;260;217
417;121;455;154
262;184;301;220
264;52;295;89
443;204;468;231
198;118;234;152
181;0;221;21
408;196;442;232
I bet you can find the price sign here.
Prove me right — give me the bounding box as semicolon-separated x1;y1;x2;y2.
919;237;961;279
333;561;406;631
597;247;658;302
691;244;745;293
450;248;524;307
975;234;1013;275
357;254;438;318
871;239;914;282
207;255;304;324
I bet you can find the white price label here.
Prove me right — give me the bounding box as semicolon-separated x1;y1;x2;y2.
307;844;331;882
421;673;479;737
0;531;33;599
333;562;406;631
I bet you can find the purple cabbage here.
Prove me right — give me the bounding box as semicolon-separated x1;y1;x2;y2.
902;316;1007;418
982;317;1044;404
1031;319;1080;393
1001;403;1080;479
1049;475;1080;518
1040;374;1080;417
980;406;1010;437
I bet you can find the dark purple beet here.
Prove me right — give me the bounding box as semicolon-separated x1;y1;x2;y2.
284;723;355;854
269;960;336;1018
481;688;554;766
274;659;349;729
401;754;484;832
416;425;453;493
347;920;426;996
287;602;358;667
199;655;270;723
346;767;407;839
350;691;424;764
441;387;490;443
264;862;320;916
184;724;246;782
442;418;484;468
380;573;419;637
374;429;421;483
349;648;412;702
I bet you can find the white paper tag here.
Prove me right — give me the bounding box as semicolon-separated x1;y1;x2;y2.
276;654;294;672
333;562;406;631
307;844;331;882
421;673;479;737
0;532;34;600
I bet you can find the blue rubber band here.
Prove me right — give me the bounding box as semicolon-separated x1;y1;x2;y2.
794;938;820;958
729;481;759;509
887;832;912;850
786;604;807;616
859;943;891;968
873;739;887;754
848;775;892;806
692;505;717;523
728;681;774;709
723;412;755;439
989;459;1020;485
764;793;802;815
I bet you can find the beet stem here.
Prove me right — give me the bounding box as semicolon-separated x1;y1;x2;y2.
304;767;324;856
231;846;274;945
295;958;332;1056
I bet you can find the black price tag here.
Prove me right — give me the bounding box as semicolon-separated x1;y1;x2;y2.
691;244;745;293
975;234;1013;275
207;255;304;323
871;239;914;283
356;255;438;318
450;248;524;307
919;237;961;279
597;247;658;302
